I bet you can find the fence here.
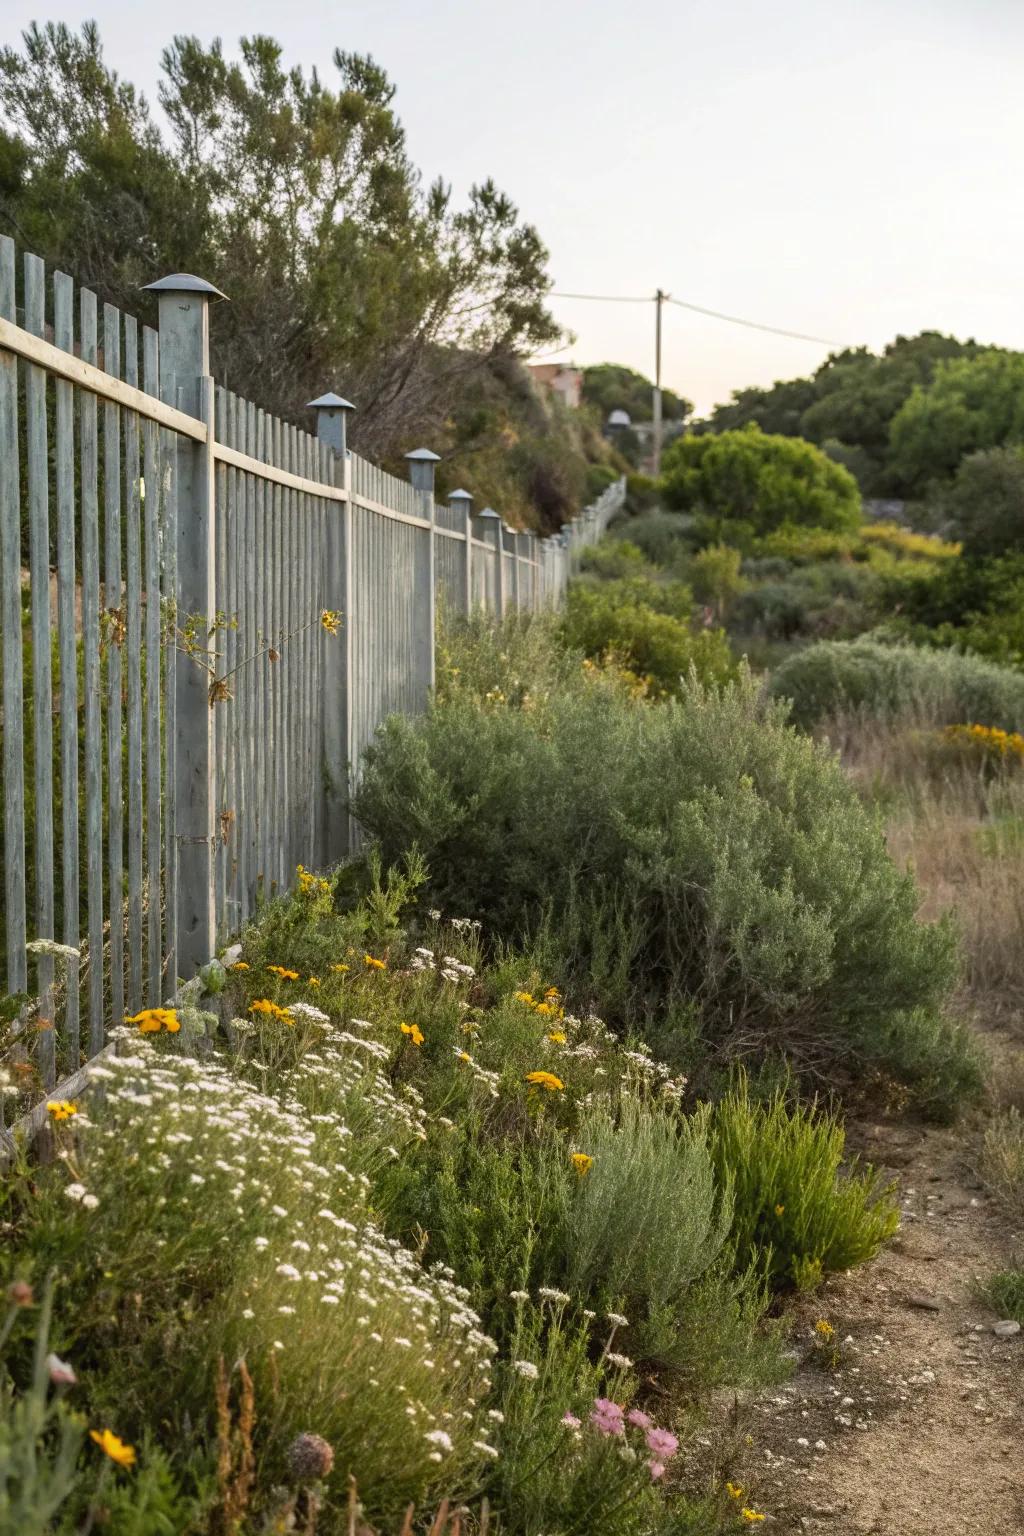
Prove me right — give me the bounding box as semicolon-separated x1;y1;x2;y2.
0;235;626;1107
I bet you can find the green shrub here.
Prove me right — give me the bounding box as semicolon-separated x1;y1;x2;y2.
768;638;1024;732
585;462;620;501
661;426;861;535
615;510;694;567
941;445;1024;559
355;656;976;1112
983;1269;1024;1324
710;1077;900;1290
579;540;649;580
561;583;736;695
624;472;660;513
686;543;746;619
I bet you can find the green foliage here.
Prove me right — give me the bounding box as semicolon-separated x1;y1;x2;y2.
709;1078;900;1290
983;1268;1024;1324
582;363;690;425
661;426;861;535
355;651;974;1111
686;544;746;618
615;511;695;568
579;540;648;581
768;638;1024;732
561;583;736;696
697;333;986;495
0;1280;85;1534
889;351;1024;497
940;446;1024;559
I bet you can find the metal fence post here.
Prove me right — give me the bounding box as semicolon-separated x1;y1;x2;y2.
309;393;355;863
478;508;504;616
145;272;225;979
448;488;473;613
405;448;440;691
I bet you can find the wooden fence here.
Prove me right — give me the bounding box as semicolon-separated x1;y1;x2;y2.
0;236;625;1103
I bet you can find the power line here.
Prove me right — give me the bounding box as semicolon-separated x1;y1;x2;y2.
550;287;843;347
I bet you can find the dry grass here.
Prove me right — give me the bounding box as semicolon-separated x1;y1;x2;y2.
978;1107;1024;1222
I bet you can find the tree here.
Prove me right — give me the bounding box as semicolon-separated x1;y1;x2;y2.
582;363;691;425
889;351;1024;498
941;446;1024;559
0;23;560;458
660;425;861;535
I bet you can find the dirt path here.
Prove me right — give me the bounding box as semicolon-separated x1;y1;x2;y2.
738;1112;1024;1534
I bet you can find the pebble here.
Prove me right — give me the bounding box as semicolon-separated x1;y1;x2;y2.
992;1320;1020;1338
907;1292;941;1311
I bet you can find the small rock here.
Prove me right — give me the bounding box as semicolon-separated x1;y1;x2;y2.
907;1293;941;1312
992;1320;1021;1338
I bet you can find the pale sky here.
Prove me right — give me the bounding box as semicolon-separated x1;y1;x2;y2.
4;0;1023;414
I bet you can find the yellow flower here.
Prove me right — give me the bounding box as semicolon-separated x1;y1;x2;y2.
401;1021;425;1046
249;999;294;1025
458;1050;472;1063
229;961;249;971
320;608;342;637
331;963;350;974
571;1152;593;1176
125;1008;180;1034
46;1100;77;1122
547;1030;567;1044
308;977;320;988
534;1001;556;1016
90;1428;136;1468
364;954;386;971
267;965;299;981
525;1070;564;1092
815;1319;835;1341
741;1511;765;1525
774;1204;785;1216
544;987;561;999
725;1482;743;1500
514;990;535;1006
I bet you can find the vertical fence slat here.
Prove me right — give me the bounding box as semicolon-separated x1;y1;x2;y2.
80;290;104;1049
103;304;124;1028
124;316;144;1010
25;254;56;1088
143;328;162;1004
254;409;267;901
53;269;80;1065
0;236;26;1000
214;384;228;937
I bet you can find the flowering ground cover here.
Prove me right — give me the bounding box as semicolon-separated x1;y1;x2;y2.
0;847;901;1533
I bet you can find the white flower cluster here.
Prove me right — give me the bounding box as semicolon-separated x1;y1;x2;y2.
409;946;476;984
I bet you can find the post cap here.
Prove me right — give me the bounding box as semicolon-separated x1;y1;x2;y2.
448;488;473;502
307;392;356;411
142;273;228;300
477;506;501;519
404;447;441;462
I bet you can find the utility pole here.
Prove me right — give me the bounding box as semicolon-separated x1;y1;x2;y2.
652;288;665;477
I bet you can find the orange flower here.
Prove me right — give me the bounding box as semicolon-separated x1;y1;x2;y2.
525;1070;564;1093
401;1021;425;1046
90;1428;136;1468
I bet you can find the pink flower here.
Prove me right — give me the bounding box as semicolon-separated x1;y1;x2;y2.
645;1426;679;1461
590;1397;625;1437
45;1353;77;1386
561;1412;581;1429
648;1459;666;1481
627;1408;652;1430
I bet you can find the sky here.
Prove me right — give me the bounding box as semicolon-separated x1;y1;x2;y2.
4;0;1024;415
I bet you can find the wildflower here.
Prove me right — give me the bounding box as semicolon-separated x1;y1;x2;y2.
525;1070;564;1092
627;1409;652;1430
513;1360;539;1380
128;1006;181;1034
538;1287;570;1303
424;1429;453;1452
474;1440;500;1459
308;977;321;988
90;1429;136;1468
590;1398;625;1437
741;1511;766;1524
249;999;294;1024
571;1152;593;1177
276;1263;302;1281
649;1460;666;1481
287;1432;335;1482
726;1482;743;1500
46;1100;77;1121
456;1049;473;1063
400;1022;425;1047
607;1352;633;1370
331;963;350;974
561;1411;582;1429
46;1353;76;1385
364;954;386;971
320;609;342;637
514;991;535;1006
487;1409;505;1423
775;1204;785;1216
606;1312;629;1328
544;986;561;999
266;965;299;981
547;1030;567;1043
509;1290;530;1302
645;1426;678;1460
81;1193;99;1210
229;961;249;971
815;1319;835;1341
6;1281;33;1307
26;938;80;961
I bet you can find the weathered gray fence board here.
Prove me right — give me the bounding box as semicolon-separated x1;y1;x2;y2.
0;237;27;999
124;315;144;1011
80;288;104;1050
53;270;80;1063
143;327;162;1005
103;303;124;1029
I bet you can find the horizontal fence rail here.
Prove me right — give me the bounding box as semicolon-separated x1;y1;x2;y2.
0;234;626;1118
